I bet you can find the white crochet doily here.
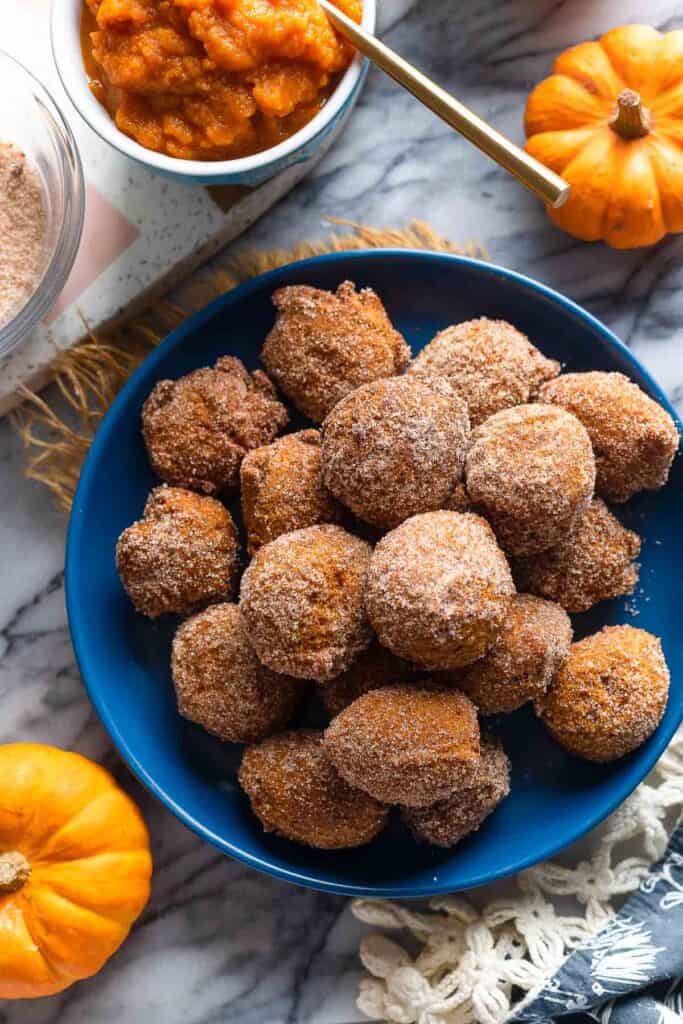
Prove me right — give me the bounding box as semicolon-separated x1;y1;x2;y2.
351;726;683;1024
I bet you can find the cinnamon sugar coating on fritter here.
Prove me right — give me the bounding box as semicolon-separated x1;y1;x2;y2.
407;318;559;427
142;356;288;495
239;524;372;681
465;404;596;556
401;735;510;847
366;511;515;670
172;604;303;743
539;372;679;503
240;429;343;555
239;730;387;849
324;685;481;807
116;486;239;618
261;281;410;423
514;498;641;613
318;640;413;718
536;625;669;762
457;594;572;715
321;376;470;529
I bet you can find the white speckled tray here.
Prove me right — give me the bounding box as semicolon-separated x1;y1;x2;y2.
0;0;340;416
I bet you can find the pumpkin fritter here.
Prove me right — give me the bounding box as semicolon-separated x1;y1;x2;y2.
465;403;596;556
142;356;288;495
321;375;470;528
172;604;303;743
408;318;559;426
116;486;239;618
366;511;515;670
536;625;670;762
240;524;372;681
513;498;641;613
457;593;572;714
261;281;410;423
324;685;481;807
239;729;388;849
240;429;343;555
539;371;679;503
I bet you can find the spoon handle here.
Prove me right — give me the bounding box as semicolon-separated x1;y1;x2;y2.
319;0;570;209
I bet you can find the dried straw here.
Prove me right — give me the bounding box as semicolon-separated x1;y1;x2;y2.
12;220;484;513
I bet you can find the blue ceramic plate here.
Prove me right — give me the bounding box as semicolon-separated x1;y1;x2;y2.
66;251;682;897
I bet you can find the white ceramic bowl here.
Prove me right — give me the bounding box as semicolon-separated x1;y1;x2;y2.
51;0;375;186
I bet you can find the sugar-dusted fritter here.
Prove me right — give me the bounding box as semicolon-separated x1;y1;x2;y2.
239;730;388;849
514;498;641;613
321;376;470;528
407;317;560;426
239;524;372;681
318;639;413;718
142;356;288;495
539;371;679;503
457;594;572;715
536;625;670;762
401;735;510;847
240;429;343;555
172;604;303;743
324;685;481;807
261;281;410;423
366;511;515;670
465;403;596;556
116;486;239;619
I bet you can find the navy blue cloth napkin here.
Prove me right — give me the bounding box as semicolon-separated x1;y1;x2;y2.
510;824;683;1024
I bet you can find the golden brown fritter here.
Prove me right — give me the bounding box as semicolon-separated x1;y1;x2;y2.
465;403;596;556
457;594;572;715
239;524;372;681
324;685;481;807
536;625;670;762
239;729;388;849
366;511;515;670
240;429;343;556
318;640;413;718
261;281;410;423
142;356;288;495
407;318;560;426
539;372;679;503
513;498;641;613
116;486;239;618
401;735;510;847
321;376;470;529
172;604;303;743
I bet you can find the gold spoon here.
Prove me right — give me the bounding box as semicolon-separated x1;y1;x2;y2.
319;0;570;209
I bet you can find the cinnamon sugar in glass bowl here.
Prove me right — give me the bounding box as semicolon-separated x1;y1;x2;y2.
0;52;84;359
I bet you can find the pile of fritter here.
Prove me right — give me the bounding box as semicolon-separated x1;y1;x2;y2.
116;280;679;851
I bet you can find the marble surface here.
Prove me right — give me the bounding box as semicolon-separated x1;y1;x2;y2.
1;0;683;1021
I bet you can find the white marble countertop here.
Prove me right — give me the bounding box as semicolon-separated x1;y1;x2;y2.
1;0;682;1021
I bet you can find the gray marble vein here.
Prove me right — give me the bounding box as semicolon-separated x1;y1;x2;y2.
2;0;683;1021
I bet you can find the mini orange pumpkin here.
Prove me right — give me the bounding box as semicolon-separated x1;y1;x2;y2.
0;744;152;999
525;25;683;249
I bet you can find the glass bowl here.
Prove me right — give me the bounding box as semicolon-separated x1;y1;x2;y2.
0;51;85;359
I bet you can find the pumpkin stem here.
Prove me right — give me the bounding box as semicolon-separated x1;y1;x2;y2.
0;852;31;894
610;89;652;139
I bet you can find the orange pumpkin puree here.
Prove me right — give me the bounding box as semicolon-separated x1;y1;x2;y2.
81;0;361;161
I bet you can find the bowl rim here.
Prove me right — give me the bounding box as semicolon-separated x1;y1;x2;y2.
66;249;683;898
50;0;375;179
0;50;85;357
